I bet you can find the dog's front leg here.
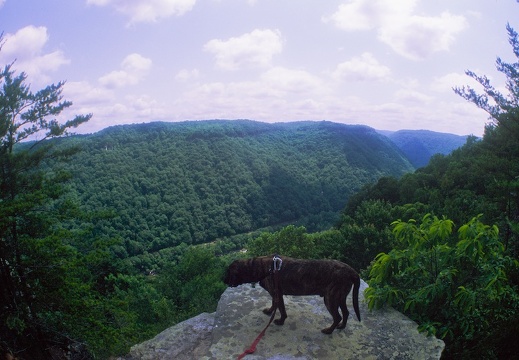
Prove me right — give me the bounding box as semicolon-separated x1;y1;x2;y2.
260;278;276;315
262;283;278;315
262;295;276;315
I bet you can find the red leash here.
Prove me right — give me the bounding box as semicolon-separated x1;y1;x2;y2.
237;255;283;359
237;308;277;359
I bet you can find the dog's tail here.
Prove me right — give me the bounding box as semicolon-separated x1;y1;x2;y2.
353;275;361;322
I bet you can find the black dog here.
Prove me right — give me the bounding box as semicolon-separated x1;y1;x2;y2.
224;255;361;334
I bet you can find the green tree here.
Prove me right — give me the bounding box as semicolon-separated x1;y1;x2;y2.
336;200;429;272
0;53;91;358
158;247;227;319
455;23;519;256
247;225;316;258
337;224;393;272
365;215;519;359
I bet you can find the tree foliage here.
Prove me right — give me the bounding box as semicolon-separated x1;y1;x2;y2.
0;57;93;357
365;215;519;358
335;200;425;272
158;246;227;318
247;225;316;258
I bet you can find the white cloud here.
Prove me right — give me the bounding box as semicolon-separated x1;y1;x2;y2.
0;26;69;83
204;29;283;70
62;82;166;133
127;94;165;118
171;66;336;122
380;11;467;60
260;67;326;95
1;25;48;59
332;52;391;81
86;0;111;5
325;0;467;60
165;61;486;135
323;0;414;31
86;0;196;24
122;53;152;72
99;53;152;88
64;81;115;106
175;68;200;81
431;72;480;93
323;0;381;31
21;51;70;80
394;89;433;104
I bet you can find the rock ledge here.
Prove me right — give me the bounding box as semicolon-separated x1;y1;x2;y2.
123;281;444;359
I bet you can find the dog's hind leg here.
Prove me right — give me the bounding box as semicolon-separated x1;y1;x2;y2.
337;294;349;329
321;295;342;334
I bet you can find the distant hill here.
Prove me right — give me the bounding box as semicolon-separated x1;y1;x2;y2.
380;129;469;168
53;120;413;261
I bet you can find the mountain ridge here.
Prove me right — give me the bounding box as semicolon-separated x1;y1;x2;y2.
91;120;468;169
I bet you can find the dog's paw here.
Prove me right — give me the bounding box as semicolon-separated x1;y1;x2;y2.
337;322;347;329
321;327;334;334
274;319;285;326
262;308;273;315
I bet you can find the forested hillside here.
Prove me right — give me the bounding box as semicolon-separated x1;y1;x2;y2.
381;129;468;168
56;120;413;266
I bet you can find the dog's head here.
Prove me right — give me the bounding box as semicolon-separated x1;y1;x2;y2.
223;259;254;287
224;257;272;287
224;259;245;287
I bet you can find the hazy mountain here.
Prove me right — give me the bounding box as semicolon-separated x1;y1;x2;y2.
380;129;469;168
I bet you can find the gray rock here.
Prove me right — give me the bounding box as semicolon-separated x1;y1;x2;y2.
123;312;215;360
122;281;444;359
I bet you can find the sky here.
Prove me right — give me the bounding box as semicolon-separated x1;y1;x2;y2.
1;0;518;136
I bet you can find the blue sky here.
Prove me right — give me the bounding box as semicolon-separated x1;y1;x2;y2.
1;0;518;136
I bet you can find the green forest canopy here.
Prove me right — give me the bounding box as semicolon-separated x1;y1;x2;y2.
50;120;413;270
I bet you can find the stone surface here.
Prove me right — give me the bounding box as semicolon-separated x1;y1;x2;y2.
203;281;444;359
121;281;444;359
123;312;215;360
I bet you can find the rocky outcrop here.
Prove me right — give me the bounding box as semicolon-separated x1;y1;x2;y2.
121;312;215;360
122;281;444;359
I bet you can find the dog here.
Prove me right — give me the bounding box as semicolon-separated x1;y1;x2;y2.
224;255;361;334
